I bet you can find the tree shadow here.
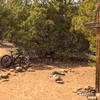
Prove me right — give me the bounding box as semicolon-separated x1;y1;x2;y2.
30;56;89;71
0;51;89;72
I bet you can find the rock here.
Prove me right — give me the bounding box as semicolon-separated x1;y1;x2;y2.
73;88;80;93
73;86;96;97
57;71;65;75
77;88;83;91
22;69;26;72
87;92;94;96
27;68;35;72
12;73;16;76
59;69;68;73
49;74;61;81
91;90;96;94
9;69;15;72
1;69;6;72
77;91;82;95
56;79;64;84
51;71;59;75
2;79;9;82
87;96;97;100
81;93;87;96
79;93;83;96
16;67;23;72
23;65;28;70
1;74;9;79
7;72;11;76
51;70;65;75
84;86;92;90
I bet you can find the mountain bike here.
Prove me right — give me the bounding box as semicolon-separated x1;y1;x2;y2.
0;49;29;68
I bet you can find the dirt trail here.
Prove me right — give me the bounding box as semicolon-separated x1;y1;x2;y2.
0;43;95;100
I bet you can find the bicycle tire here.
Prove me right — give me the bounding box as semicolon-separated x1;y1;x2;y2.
1;55;12;68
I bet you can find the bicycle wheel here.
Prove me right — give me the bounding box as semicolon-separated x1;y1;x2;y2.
1;55;12;68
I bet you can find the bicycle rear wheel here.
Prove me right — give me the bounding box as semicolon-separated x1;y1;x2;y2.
1;55;12;68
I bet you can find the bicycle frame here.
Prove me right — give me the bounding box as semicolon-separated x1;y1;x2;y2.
10;51;23;65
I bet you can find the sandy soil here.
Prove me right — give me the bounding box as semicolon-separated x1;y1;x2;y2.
0;43;95;100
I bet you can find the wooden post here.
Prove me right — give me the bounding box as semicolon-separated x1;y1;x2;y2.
96;1;100;93
86;1;100;100
86;2;100;94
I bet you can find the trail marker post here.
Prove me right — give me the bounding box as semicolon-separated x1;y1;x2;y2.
86;1;100;100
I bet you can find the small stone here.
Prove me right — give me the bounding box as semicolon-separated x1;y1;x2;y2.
1;74;9;79
56;79;64;84
77;91;82;95
27;68;35;72
77;88;83;91
73;88;79;93
57;71;65;75
79;93;83;96
51;71;59;75
64;69;69;73
1;69;6;72
51;71;65;75
9;69;15;72
91;90;96;94
49;74;61;81
16;67;23;72
87;96;96;100
15;71;18;73
7;72;11;76
23;65;28;70
13;73;16;76
73;88;84;93
2;79;9;82
84;86;91;90
81;93;87;96
87;92;94;96
59;69;68;73
22;69;26;72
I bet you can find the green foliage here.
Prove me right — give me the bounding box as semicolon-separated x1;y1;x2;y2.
72;0;97;65
88;55;96;67
0;0;94;61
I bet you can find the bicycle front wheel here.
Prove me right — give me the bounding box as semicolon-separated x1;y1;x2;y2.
1;55;12;68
